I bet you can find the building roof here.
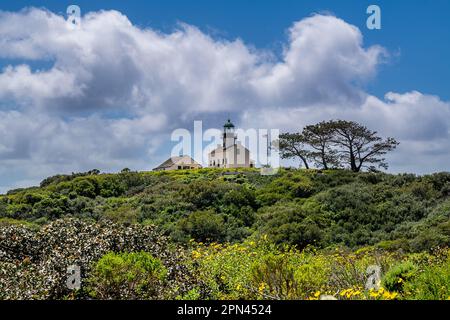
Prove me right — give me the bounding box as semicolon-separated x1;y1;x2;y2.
223;118;235;129
153;155;200;170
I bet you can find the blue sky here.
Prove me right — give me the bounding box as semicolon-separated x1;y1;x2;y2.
0;0;449;192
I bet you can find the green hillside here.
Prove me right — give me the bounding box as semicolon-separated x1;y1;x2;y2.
1;168;449;299
2;168;449;250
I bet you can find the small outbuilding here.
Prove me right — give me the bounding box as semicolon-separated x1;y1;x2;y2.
153;155;202;171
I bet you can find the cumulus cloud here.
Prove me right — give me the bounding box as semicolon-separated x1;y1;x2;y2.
0;9;386;114
0;8;260;114
0;7;448;192
250;15;385;108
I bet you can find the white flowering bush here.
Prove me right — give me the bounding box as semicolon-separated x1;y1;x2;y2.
0;218;206;299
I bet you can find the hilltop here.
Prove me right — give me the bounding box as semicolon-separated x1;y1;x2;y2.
1;168;449;252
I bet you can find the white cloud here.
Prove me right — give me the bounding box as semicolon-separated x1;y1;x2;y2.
0;10;385;114
0;8;448;192
250;15;386;108
0;110;167;193
0;65;81;105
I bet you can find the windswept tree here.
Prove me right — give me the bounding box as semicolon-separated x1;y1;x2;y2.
276;133;310;169
302;121;339;170
329;120;399;172
278;120;399;172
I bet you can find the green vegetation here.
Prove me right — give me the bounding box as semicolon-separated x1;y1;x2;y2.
190;240;449;300
0;167;449;300
87;252;168;299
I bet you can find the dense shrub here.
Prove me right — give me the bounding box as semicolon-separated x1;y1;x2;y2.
256;172;314;206
403;259;450;300
256;200;328;248
73;179;98;198
382;261;417;293
87;252;167;299
250;253;300;299
178;210;225;243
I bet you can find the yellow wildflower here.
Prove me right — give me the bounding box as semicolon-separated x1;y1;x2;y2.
382;291;398;300
191;250;202;259
258;282;266;294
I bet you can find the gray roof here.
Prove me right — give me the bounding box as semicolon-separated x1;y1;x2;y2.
153;155;199;170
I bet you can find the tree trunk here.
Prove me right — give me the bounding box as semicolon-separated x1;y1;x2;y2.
300;156;310;169
349;147;358;172
321;147;328;170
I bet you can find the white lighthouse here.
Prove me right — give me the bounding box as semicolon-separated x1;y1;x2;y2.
208;119;254;168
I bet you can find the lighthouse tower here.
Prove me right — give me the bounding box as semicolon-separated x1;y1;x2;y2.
208;119;254;168
223;119;236;149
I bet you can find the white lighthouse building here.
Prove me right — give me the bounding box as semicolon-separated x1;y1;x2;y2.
208;119;254;168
